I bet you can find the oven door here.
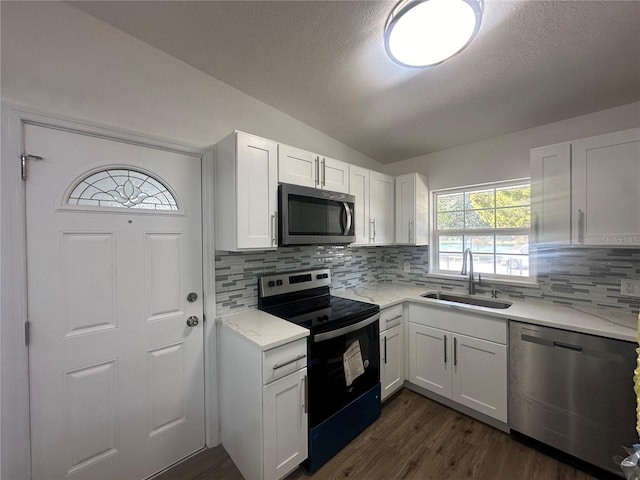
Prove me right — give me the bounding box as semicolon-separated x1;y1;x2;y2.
279;183;355;246
307;313;380;428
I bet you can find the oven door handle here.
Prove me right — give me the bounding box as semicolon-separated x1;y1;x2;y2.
313;313;380;342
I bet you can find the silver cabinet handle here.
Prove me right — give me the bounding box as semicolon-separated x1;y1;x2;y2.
343;202;352;235
321;157;326;187
186;316;199;327
578;209;585;244
383;336;388;364
273;354;306;370
444;335;447;364
303;374;308;414
371;218;376;242
315;157;320;186
534;212;540;244
453;337;458;366
271;213;277;246
409;219;413;242
385;314;402;323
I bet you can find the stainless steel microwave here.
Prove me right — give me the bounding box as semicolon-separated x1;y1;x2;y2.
278;183;355;246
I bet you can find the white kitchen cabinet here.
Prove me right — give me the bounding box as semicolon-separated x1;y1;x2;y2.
407;303;507;423
220;330;308;480
379;304;404;401
530;142;572;246
395;173;429;245
369;171;395;245
349;165;370;245
279;143;349;193
572;128;640;246
216;131;278;251
530;128;640;247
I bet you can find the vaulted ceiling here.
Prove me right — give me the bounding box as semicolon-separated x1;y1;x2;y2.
70;1;640;164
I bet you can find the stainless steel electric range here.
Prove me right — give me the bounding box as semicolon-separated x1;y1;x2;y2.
258;268;381;473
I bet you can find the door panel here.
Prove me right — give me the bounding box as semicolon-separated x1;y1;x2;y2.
408;323;451;397
25;124;204;480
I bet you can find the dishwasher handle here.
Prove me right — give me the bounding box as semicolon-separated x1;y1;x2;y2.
553;341;583;352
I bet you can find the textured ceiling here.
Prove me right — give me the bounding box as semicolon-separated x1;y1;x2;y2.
70;1;640;164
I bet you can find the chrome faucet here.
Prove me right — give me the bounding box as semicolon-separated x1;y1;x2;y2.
461;248;476;295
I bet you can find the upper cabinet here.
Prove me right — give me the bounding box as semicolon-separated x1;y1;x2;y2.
530;143;571;246
369;171;395;245
572;128;640;246
279;144;349;193
349;166;371;245
531;128;640;247
216;131;278;251
395;173;429;246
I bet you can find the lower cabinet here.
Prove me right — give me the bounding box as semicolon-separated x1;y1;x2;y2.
220;328;308;480
407;304;508;423
379;304;405;401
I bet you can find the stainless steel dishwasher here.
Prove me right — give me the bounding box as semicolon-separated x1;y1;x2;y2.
509;320;637;476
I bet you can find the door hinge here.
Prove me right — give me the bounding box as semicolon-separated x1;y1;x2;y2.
20;153;43;180
25;321;30;346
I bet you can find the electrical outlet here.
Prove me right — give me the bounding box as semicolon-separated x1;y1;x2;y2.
621;279;640;298
403;261;410;273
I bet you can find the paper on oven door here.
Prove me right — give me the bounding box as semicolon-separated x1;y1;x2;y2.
343;340;365;387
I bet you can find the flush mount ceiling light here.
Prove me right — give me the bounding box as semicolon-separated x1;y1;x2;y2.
384;0;484;68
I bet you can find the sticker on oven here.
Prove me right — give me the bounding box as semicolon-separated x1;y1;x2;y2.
343;340;365;387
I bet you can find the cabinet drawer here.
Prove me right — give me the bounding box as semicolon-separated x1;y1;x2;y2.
263;338;307;385
380;304;403;332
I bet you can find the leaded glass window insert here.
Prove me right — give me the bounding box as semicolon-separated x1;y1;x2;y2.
68;169;178;210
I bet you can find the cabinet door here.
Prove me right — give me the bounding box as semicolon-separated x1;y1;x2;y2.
321;157;349;193
408;323;451;397
279;144;318;188
451;334;507;422
530;143;571;246
370;171;395;245
395;174;415;244
237;133;278;249
263;368;308;480
381;324;404;401
572;128;640;246
349;165;370;245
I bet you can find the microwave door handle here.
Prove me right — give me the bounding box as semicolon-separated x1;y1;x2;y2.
343;202;352;235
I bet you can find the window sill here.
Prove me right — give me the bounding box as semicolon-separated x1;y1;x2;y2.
426;272;539;288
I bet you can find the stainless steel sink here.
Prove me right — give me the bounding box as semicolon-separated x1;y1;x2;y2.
421;292;512;309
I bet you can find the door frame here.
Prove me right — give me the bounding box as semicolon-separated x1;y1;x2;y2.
0;103;218;479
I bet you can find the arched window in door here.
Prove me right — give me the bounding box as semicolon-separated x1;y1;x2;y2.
67;168;178;211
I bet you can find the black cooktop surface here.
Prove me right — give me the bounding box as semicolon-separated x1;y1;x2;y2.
262;295;379;334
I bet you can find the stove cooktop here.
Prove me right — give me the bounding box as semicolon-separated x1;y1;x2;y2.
262;295;379;334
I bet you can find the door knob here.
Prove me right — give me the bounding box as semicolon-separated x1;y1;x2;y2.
187;292;198;302
186;316;199;327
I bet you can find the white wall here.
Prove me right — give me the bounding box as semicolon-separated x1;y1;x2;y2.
385;101;640;190
0;1;382;170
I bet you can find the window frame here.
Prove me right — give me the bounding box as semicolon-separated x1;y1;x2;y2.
430;179;536;283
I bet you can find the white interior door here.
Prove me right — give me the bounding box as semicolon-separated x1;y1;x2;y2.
25;124;205;480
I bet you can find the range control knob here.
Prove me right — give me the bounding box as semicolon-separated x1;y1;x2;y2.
268;281;276;288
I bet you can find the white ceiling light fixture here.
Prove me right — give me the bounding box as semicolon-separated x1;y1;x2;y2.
385;0;484;68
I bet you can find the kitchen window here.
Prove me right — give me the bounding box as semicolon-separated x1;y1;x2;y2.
432;180;532;280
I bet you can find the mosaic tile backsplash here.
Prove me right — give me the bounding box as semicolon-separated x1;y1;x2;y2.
215;245;640;316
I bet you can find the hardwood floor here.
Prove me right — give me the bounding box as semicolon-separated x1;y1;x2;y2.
157;389;601;480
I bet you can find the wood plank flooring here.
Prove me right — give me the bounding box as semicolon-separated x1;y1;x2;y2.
157;389;603;480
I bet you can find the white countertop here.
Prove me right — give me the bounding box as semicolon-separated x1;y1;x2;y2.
217;309;309;351
333;283;638;343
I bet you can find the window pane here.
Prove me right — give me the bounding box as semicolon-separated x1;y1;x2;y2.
437;211;464;230
439;253;463;272
496;185;530;207
465;209;494;229
497;254;529;276
496;206;530;228
473;254;495;274
496;235;529;254
465;236;494;253
465;189;494;210
437;193;464;212
439;235;463;252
